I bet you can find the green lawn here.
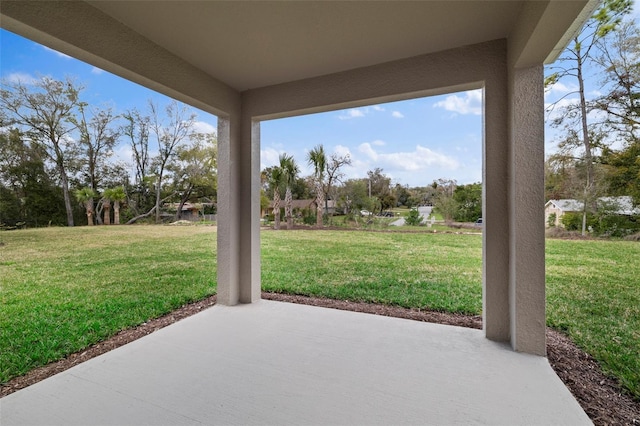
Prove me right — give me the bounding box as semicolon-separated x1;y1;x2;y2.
0;226;217;383
1;226;638;400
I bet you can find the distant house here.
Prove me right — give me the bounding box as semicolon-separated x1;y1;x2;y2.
263;199;337;218
165;202;216;221
544;196;640;227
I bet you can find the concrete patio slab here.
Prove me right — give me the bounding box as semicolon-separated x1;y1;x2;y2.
1;300;590;425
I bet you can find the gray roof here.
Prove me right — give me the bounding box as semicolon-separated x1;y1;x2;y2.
546;196;640;215
545;199;584;212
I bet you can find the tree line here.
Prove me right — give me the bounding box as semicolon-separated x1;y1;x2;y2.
0;77;217;228
0;74;478;230
2;0;636;231
545;0;640;235
262;150;481;228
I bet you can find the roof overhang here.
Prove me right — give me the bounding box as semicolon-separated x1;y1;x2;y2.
1;1;598;114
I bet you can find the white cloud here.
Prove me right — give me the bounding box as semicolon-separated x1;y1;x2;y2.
260;147;281;169
337;105;389;120
333;144;352;157
391;111;404;118
545;81;577;95
4;72;39;85
545;97;579;123
91;67;105;75
433;90;482;116
43;46;72;59
338;108;366;120
193;121;216;134
357;142;459;172
372;139;385;146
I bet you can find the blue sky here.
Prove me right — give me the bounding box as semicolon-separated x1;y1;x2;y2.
1;2;638;188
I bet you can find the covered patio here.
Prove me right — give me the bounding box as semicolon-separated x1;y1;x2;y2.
1;300;590;425
1;0;597;423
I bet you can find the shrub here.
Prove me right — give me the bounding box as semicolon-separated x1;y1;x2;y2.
405;208;424;226
302;209;316;226
593;214;640;238
561;212;596;231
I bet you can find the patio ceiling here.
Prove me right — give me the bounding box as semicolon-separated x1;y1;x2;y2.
88;1;527;92
2;1;594;96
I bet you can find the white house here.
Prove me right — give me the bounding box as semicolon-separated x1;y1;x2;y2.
545;196;640;227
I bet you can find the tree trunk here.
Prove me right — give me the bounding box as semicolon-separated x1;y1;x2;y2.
285;187;293;229
127;192;175;224
85;200;94;226
154;165;166;224
315;180;324;228
273;189;281;230
59;168;74;227
126;206;156;225
176;187;193;221
114;201;121;225
103;201;111;225
577;40;594;236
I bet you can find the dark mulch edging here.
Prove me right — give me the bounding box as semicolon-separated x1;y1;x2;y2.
1;293;638;424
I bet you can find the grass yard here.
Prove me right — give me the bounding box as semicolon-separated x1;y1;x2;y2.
1;226;638;400
546;239;640;399
261;230;482;313
0;226;217;383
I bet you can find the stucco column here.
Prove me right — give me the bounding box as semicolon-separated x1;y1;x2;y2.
216;112;261;305
508;65;546;355
483;67;511;344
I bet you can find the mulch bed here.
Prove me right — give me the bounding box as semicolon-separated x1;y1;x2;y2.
1;293;638;424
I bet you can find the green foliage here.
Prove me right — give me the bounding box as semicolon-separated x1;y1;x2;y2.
306;145;326;179
301;208;317;226
404;208;423;226
0;129;70;227
74;187;97;203
452;183;482;222
561;212;594;231
547;213;557;227
434;195;458;223
602;142;640;204
561;210;640;237
593;214;640;237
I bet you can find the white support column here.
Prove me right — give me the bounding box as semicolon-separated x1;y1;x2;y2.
216;112;261;305
508;65;546;355
238;118;261;303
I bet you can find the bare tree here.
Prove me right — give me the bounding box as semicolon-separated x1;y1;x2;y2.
73;104;120;193
324;152;351;219
168;132;217;220
545;0;631;234
148;100;196;223
0;76;82;226
593;20;640;141
122;109;151;214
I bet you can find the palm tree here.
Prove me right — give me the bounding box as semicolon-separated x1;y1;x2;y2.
306;144;326;228
75;187;97;226
279;153;300;230
101;191;112;225
102;186;127;225
109;186;127;225
268;166;284;230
